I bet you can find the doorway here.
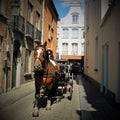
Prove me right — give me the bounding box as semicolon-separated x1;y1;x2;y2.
101;45;109;94
12;40;21;88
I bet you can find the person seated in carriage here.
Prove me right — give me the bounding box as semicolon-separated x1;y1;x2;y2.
45;48;59;74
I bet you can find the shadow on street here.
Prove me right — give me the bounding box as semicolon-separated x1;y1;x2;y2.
79;75;120;120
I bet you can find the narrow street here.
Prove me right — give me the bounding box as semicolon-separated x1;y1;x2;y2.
0;76;120;120
0;79;81;120
0;1;120;120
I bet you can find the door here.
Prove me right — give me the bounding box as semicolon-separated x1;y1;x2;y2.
12;40;21;88
101;45;109;94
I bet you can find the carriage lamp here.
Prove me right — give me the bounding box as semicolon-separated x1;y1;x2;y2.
11;0;20;16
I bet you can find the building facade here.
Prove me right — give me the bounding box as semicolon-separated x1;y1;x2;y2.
0;0;43;93
57;0;84;64
0;0;58;93
0;0;8;93
42;0;58;58
84;0;120;103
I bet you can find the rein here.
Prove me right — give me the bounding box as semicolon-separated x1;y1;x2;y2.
43;73;56;78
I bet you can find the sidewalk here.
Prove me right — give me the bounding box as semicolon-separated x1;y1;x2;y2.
0;81;35;110
78;75;120;120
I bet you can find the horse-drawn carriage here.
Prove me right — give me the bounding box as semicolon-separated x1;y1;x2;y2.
32;42;73;117
56;60;73;99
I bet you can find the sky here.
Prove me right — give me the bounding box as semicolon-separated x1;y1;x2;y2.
53;0;84;19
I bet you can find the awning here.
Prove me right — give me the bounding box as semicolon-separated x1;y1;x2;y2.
61;55;84;60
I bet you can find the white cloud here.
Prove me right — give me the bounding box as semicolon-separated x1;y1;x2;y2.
60;0;83;7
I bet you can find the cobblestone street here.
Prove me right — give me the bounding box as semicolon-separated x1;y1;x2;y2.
0;80;81;120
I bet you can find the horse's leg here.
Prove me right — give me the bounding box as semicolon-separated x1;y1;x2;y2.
32;100;39;117
32;73;41;117
46;90;51;110
46;81;56;110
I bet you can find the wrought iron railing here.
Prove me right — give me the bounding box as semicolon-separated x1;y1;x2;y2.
26;21;34;39
34;28;41;43
14;15;25;33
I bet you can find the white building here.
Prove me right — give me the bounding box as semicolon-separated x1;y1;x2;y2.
57;0;84;63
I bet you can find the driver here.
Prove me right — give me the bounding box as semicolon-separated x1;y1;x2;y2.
46;48;58;73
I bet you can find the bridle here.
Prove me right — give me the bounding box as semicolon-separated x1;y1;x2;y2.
34;46;45;71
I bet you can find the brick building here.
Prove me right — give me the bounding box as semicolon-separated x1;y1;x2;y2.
42;0;58;58
0;0;58;93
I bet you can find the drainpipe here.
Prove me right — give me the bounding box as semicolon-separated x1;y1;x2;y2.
41;0;45;44
85;0;89;74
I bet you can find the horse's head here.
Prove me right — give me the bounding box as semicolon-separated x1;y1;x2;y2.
34;41;47;71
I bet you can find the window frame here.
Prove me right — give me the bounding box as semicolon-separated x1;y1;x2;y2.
62;43;68;55
62;28;69;38
72;28;78;38
72;43;78;55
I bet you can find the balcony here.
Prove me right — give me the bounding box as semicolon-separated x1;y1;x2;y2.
25;22;34;39
34;28;41;43
13;15;25;34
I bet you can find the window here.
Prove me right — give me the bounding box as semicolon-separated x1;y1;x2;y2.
72;28;78;38
62;43;68;55
62;28;69;38
27;2;33;23
48;25;51;40
72;43;78;55
72;15;78;23
25;49;31;73
36;11;40;30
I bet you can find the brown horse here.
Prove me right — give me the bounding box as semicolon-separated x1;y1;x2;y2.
32;42;60;117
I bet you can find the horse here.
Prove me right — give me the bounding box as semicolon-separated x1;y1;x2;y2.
32;42;60;117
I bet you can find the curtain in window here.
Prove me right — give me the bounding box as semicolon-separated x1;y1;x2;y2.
62;28;69;38
72;43;78;55
62;43;68;55
72;28;78;38
72;15;78;23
